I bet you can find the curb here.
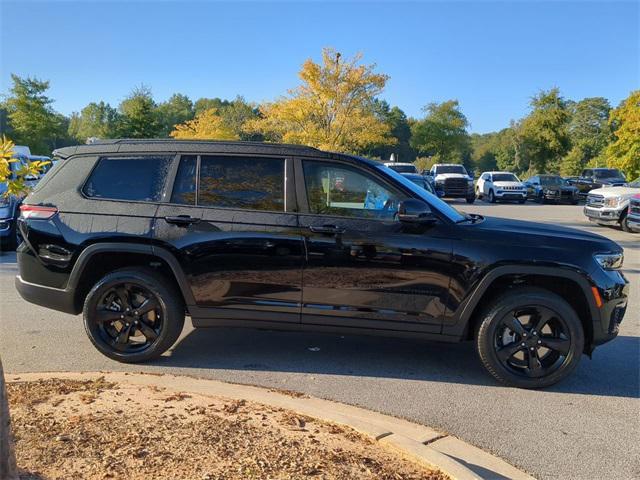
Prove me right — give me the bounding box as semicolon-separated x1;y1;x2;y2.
6;371;533;480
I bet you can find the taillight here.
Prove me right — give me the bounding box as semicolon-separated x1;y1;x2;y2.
20;205;58;220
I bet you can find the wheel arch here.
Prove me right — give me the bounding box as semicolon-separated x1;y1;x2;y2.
69;243;195;313
451;265;598;352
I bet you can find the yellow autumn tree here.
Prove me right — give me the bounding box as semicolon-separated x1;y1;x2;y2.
606;90;640;179
170;108;239;140
246;48;394;154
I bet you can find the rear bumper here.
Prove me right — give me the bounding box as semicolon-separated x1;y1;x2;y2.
15;275;79;315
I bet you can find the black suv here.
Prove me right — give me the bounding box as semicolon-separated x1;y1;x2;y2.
15;140;629;388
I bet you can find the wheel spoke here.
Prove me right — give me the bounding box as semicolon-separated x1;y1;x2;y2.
531;310;552;333
526;348;543;376
115;286;132;310
115;323;133;345
137;297;160;316
503;316;526;336
136;320;158;342
95;308;123;323
496;342;524;362
540;337;571;356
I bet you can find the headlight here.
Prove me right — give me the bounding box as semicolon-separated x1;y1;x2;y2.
604;197;620;207
594;253;624;270
467;179;474;185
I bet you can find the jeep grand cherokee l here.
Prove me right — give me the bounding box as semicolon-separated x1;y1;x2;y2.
15;140;629;389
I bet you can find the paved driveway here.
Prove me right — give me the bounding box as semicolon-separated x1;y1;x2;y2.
1;203;638;479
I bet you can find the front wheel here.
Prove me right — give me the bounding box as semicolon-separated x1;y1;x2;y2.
518;198;526;204
475;287;584;389
488;190;496;203
620;212;632;233
466;195;476;204
83;268;185;363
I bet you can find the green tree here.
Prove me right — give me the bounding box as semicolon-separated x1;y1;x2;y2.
117;85;160;138
1;74;64;154
410;100;471;165
156;93;194;137
68;101;120;142
367;100;415;161
520;88;571;174
606;90;640;179
561;97;611;175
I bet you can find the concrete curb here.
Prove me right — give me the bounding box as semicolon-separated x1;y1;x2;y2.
7;371;534;480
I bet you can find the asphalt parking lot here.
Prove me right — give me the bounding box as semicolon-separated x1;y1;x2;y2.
1;201;638;480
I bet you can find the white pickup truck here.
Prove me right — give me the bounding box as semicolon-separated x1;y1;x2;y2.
583;177;640;233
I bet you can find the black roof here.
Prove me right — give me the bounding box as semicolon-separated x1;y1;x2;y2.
52;139;367;163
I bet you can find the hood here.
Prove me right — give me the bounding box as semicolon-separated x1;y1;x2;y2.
471;216;619;253
493;181;524;188
434;173;470;181
595;177;626;185
589;186;640;198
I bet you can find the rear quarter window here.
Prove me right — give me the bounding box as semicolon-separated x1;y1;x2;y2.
83;156;173;202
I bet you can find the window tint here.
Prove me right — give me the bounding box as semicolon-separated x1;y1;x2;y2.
303;161;402;219
84;156;172;201
199;156;284;211
171;155;197;204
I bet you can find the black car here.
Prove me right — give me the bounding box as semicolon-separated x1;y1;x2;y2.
572;168;627;197
15;140;629;388
524;175;580;204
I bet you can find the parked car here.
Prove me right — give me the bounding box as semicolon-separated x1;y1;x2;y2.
626;194;640;233
573;168;627;197
398;172;443;197
428;164;475;203
15;140;629;388
524;175;580;204
476;171;527;203
383;162;418;174
583;177;640;232
0;146;49;250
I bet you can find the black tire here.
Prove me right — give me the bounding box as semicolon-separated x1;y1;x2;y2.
518;198;526;204
83;268;185;363
475;287;584;389
537;193;545;204
620;212;631;233
466;195;475;204
488;190;496;203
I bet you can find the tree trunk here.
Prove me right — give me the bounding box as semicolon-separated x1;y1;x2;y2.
0;357;18;480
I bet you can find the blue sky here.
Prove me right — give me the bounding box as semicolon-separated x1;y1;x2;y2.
1;1;638;133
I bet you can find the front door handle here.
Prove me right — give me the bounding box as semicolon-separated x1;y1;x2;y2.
165;215;201;226
309;225;345;234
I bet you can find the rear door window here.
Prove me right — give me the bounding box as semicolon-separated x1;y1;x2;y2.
198;156;285;211
84;156;173;202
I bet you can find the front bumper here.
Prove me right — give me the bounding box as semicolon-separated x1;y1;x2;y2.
627;215;640;232
495;191;526;200
584;206;623;225
590;268;629;347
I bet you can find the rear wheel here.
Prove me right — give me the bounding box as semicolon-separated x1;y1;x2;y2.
83;268;185;363
475;287;584;388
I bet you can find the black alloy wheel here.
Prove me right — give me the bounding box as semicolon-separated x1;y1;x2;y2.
83;268;184;363
493;306;571;379
476;287;584;388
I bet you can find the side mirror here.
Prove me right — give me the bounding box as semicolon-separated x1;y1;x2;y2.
398;199;437;224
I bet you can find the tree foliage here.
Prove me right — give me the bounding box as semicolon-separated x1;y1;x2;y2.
410;100;471;165
156;94;195;137
606;90;640;179
1;75;65;154
246;48;394;153
1;136;49;197
117;85;160;138
170;108;239;140
68;101;120;142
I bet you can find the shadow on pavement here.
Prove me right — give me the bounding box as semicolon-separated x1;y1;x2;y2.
151;326;640;399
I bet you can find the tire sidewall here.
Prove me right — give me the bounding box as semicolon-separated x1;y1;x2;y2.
477;289;585;388
83;269;183;363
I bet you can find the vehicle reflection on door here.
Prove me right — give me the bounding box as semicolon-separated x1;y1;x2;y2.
300;215;453;333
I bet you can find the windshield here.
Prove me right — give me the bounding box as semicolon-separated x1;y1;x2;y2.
594;169;624;180
629;178;640;188
405;175;435;193
388;164;418;174
492;173;519;182
435;165;467;175
539;176;562;186
376;165;466;223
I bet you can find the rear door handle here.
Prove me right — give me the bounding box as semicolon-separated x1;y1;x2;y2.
165;215;201;226
309;225;345;234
